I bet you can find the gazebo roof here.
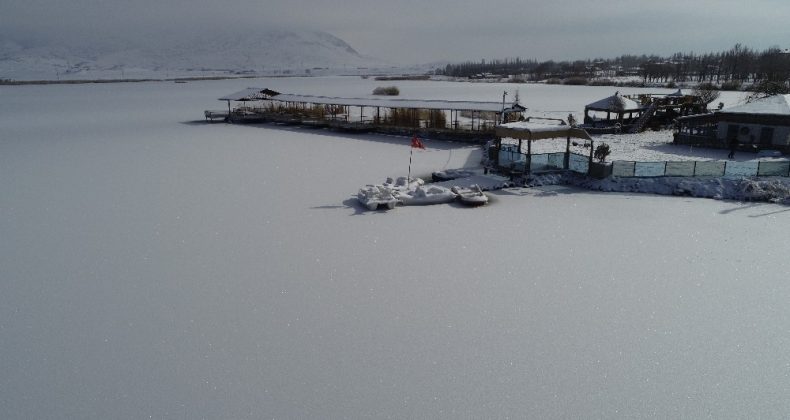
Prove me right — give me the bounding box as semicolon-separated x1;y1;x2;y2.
219;88;280;101
496;121;592;140
585;91;643;112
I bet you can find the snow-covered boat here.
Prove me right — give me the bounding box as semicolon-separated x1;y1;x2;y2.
432;169;477;182
357;177;426;210
396;185;457;206
451;184;489;206
357;185;398;210
383;176;424;191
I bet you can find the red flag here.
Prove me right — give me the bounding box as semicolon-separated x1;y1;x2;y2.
411;135;426;149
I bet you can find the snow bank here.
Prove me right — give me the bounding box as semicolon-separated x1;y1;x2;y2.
524;172;790;204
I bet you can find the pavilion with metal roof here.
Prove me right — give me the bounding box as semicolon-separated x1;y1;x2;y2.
212;87;525;136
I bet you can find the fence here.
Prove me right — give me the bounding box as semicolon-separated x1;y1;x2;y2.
612;160;790;178
496;146;790;178
497;148;589;174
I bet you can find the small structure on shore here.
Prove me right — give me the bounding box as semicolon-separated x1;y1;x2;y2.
674;94;790;153
491;118;600;177
583;91;643;132
582;90;707;134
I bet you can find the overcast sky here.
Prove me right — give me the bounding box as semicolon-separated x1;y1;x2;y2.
2;0;789;63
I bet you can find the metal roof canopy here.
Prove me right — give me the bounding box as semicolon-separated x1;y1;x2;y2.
269;93;508;112
496;121;592;140
219;88;514;112
219;88;281;101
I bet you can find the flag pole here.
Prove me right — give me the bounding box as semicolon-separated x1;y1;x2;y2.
408;146;414;183
408;133;425;184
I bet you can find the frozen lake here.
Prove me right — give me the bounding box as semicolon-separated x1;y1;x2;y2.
1;78;789;419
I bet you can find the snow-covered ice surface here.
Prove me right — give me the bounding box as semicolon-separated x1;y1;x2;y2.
2;78;790;419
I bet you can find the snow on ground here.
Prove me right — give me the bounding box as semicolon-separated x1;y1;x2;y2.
528;128;785;162
2;78;790;419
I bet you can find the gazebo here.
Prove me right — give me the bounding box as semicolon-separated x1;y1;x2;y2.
493;119;593;174
583;91;644;128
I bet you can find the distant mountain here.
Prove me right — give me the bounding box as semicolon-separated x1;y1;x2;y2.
0;30;389;80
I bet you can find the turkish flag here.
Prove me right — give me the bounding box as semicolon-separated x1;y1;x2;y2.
411;135;426;149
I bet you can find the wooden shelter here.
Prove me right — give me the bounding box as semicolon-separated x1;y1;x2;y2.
493;119;593;174
583;91;644;130
675;94;790;153
583;90;707;134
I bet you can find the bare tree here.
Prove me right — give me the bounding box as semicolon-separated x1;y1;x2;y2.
692;82;721;105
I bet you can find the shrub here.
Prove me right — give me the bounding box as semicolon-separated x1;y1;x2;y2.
588;78;614;86
618;80;646;87
594;143;611;162
563;77;589;85
545;78;563;85
692;82;721;104
372;86;400;95
720;80;742;91
749;80;790;97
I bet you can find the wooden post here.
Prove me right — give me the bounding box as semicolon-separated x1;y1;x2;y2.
565;135;571;169
589;140;595;171
527;138;532;174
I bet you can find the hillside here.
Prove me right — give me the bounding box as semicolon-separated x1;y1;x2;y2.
0;30;388;81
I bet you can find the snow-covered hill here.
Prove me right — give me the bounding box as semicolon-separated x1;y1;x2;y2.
0;30;389;80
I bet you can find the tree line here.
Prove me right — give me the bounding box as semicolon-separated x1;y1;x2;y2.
438;44;790;90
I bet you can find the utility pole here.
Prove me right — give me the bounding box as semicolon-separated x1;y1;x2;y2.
501;91;508;124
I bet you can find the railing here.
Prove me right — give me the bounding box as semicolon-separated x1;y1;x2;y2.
612;160;790;178
630;101;659;133
497;149;588;174
495;146;790;178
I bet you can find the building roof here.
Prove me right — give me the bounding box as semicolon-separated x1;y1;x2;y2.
219;88;282;101
496;121;592;140
721;94;790;116
219;88;516;112
585;91;643;112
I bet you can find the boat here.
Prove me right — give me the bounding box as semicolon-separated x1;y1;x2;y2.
396;185;457;206
431;169;476;182
357;185;398;210
383;176;424;191
451;184;489;206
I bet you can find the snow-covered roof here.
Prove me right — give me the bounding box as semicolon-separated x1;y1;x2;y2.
585;92;643;111
219;88;280;101
219;88;514;112
721;94;790;115
271;93;509;112
496;121;592;140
